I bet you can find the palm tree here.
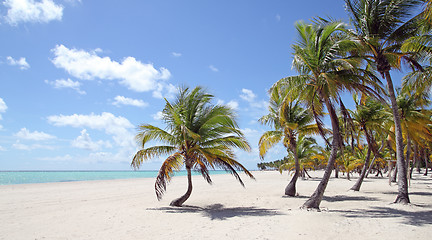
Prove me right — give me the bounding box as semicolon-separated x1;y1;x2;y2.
397;90;432;173
350;97;390;190
345;0;424;204
279;135;323;179
259;85;318;196
339;146;366;180
131;86;254;207
273;20;382;209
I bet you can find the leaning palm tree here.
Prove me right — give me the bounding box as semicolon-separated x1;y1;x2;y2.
259;85;318;196
273;20;383;209
131;86;254;207
350;97;390;190
345;0;424;204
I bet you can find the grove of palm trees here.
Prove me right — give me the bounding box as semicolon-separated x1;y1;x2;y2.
133;0;432;211
257;0;432;210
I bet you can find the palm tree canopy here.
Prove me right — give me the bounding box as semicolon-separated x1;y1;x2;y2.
273;20;384;146
345;0;424;74
131;86;254;200
258;84;319;159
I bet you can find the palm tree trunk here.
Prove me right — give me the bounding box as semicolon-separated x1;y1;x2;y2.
366;140;385;178
384;71;410;204
304;169;312;178
302;97;340;209
410;143;418;178
351;147;372;191
335;165;339;178
391;165;397;183
170;164;193;207
406;134;412;175
285;141;299;196
425;149;429;176
285;171;299;196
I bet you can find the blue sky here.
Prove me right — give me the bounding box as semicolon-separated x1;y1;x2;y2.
0;0;356;170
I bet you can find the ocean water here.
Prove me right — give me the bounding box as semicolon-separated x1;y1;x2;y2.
0;170;227;185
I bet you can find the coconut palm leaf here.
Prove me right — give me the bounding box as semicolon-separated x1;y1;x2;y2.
131;86;253;206
155;153;184;200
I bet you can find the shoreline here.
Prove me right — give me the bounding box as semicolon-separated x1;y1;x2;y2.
1;170;431;239
0;169;234;186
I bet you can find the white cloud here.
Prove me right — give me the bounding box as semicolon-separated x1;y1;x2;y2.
14;127;56;141
37;154;73;161
240;88;256;102
152;83;177;99
112;96;148;108
209;65;219;72
0;98;7;113
172;52;182;57
216;99;239;110
71;129;112;151
3;0;63;25
51;45;172;96
275;14;281;22
6;56;30;70
47;112;135;148
0;145;6;151
152;111;163;120
12;141;55;150
227;100;239;110
0;98;7;121
45;78;86;94
0;98;6;129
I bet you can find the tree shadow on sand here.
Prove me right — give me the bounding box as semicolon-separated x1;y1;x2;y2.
332;206;432;226
322;195;379;202
380;191;432;197
148;204;284;220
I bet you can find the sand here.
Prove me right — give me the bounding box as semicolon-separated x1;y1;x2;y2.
1;170;431;240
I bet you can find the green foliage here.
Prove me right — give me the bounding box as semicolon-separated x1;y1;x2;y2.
132;86;254;200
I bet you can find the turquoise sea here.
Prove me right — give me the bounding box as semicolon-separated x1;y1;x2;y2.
0;170;227;185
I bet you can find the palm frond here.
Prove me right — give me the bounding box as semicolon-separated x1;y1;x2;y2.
155;153;184;200
131;145;177;170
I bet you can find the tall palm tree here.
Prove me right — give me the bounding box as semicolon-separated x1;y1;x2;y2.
274;20;382;209
131;86;254;207
345;0;424;204
259;85;318;196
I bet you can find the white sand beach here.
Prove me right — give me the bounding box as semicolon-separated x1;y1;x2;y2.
1;170;431;240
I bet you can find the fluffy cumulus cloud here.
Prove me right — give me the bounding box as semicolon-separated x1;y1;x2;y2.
3;0;63;25
240;88;256;102
47;112;135;148
151;111;163;120
6;56;30;70
14;128;56;141
226;100;239;110
45;78;86;94
112;96;148;108
216;99;239;110
71;129;112;151
51;45;172;97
